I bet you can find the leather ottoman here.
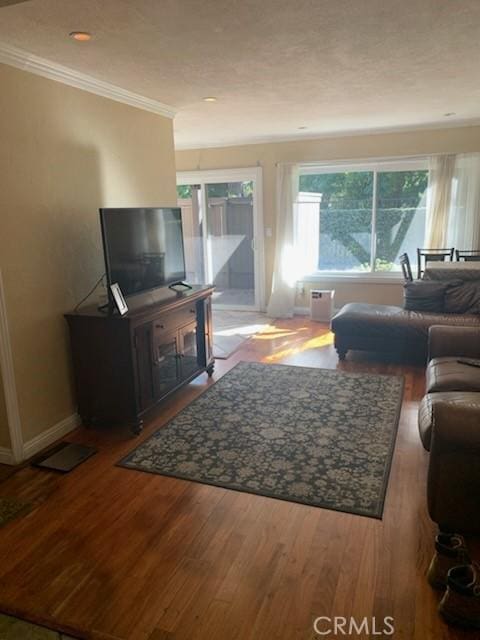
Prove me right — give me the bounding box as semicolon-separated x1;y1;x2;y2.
330;303;480;362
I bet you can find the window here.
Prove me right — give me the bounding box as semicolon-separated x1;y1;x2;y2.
298;160;428;274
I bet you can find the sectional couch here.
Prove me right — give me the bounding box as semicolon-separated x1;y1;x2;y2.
418;325;480;534
331;271;480;362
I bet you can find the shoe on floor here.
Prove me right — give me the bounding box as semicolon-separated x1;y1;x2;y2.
439;564;480;629
427;533;470;590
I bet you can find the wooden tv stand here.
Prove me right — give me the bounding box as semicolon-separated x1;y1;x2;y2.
65;285;214;434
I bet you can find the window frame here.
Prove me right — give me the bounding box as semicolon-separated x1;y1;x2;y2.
298;157;429;280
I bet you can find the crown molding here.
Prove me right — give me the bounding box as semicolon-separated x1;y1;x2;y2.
0;41;176;119
174;118;480;151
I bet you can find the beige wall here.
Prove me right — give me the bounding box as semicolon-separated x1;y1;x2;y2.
0;369;10;449
176;125;480;308
0;63;177;443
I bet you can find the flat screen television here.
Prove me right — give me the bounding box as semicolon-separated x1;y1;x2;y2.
100;207;186;297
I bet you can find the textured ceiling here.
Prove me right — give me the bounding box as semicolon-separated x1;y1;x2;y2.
0;0;480;148
0;1;31;7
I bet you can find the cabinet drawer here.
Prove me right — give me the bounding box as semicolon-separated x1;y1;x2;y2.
152;305;197;336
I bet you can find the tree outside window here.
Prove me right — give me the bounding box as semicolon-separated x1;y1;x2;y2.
298;167;428;272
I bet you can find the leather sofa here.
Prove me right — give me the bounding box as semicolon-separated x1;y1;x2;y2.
331;303;480;362
418;326;480;534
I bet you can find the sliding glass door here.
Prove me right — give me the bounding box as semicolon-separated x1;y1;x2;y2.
177;168;264;310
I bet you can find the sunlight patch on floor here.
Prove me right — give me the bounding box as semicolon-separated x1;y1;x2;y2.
213;323;272;337
212;310;272;358
264;331;334;362
252;325;308;340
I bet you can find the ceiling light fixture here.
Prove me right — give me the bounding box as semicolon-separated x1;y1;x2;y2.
69;31;92;42
202;96;217;102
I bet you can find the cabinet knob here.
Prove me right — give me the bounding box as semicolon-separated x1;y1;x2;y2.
155;324;165;329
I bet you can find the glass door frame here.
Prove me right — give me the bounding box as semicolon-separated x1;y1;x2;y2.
176;167;265;311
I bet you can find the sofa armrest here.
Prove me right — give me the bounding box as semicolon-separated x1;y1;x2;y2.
430;401;480;452
427;401;480;533
428;325;480;361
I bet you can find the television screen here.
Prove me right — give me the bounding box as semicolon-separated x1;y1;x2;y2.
100;207;186;297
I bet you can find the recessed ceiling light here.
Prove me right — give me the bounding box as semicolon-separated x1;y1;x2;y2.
69;31;92;42
444;112;456;117
202;96;217;102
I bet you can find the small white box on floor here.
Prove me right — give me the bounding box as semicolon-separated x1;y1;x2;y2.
310;289;335;322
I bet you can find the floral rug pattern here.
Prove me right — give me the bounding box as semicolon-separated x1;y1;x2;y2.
120;362;404;518
0;497;31;528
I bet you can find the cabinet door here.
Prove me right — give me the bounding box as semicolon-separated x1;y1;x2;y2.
152;331;182;397
196;297;213;367
204;297;213;364
179;321;201;379
134;324;155;411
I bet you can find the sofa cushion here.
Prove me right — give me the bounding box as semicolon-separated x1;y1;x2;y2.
444;280;480;314
403;281;446;312
423;270;480;314
427;357;480;393
418;392;480;450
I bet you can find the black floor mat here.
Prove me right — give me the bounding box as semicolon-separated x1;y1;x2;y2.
32;442;97;472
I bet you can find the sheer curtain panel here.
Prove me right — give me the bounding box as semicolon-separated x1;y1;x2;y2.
267;164;299;318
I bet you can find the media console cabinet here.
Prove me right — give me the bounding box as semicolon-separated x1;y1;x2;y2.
65;285;214;434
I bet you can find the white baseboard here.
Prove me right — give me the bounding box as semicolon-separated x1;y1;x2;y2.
293;306;310;315
0;446;14;465
294;306;340;318
0;269;24;463
22;413;81;461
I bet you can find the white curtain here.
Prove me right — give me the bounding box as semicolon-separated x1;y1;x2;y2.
267;164;299;318
426;153;480;250
446;153;480;251
425;154;456;248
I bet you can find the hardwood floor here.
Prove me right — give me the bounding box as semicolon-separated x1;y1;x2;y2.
0;317;475;639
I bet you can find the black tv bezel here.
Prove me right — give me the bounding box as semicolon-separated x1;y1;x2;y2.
99;207;187;299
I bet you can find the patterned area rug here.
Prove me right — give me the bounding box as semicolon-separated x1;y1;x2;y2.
0;497;31;528
120;362;404;518
0;613;77;639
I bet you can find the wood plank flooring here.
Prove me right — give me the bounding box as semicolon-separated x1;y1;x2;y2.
0;317;476;639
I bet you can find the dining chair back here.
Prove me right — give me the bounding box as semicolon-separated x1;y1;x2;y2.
417;248;454;279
